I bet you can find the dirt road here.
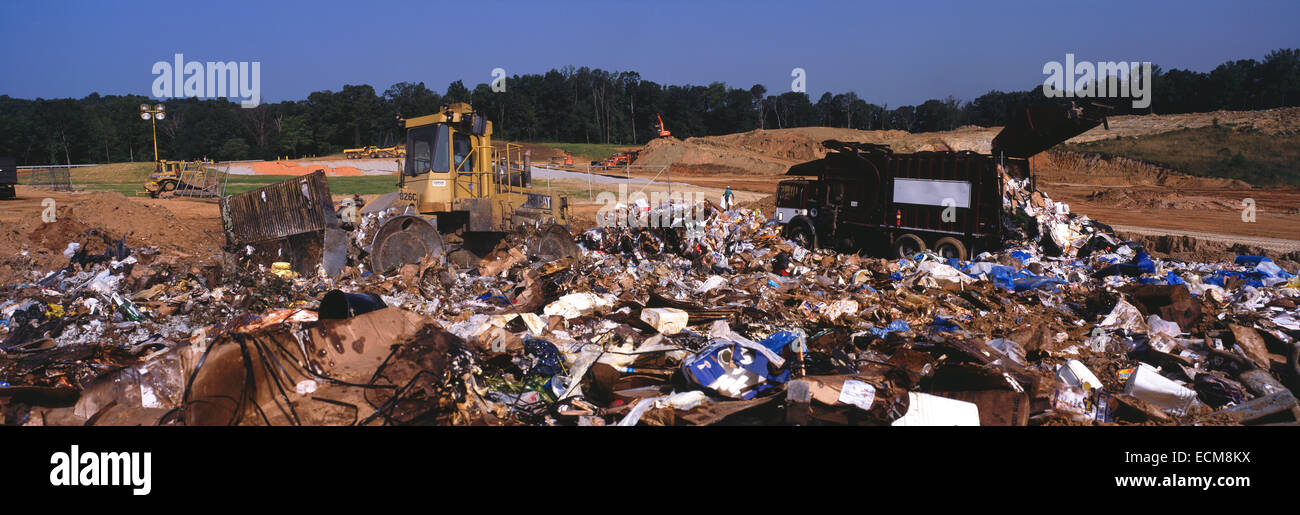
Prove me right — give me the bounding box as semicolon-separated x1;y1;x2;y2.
1112;225;1300;254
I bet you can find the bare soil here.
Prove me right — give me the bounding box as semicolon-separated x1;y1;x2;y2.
0;187;225;283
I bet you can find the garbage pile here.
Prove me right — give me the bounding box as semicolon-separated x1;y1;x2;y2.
2;178;1298;426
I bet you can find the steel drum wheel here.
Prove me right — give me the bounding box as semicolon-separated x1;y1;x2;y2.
369;215;444;273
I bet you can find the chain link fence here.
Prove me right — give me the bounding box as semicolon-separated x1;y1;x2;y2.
170;162;231;198
24;166;74;191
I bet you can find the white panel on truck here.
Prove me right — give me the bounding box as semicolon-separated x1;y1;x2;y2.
892;178;971;208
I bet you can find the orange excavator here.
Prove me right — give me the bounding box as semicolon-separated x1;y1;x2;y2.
655;113;671;138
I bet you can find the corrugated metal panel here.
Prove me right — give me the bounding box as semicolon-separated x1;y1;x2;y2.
220;170;338;245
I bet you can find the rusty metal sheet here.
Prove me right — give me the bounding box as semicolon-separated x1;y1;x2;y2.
220;170;338;246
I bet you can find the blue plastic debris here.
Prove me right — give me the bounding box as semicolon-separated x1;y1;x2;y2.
929;317;960;332
681;332;796;400
1136;270;1186;285
1205;257;1294;288
1092;252;1156;279
523;337;563;376
1235;256;1294;281
966;262;1017;290
869;319;911;338
1012;276;1066;292
1165;271;1186;285
1136;252;1156;273
474;293;511;306
1234;255;1270;267
759;330;805;354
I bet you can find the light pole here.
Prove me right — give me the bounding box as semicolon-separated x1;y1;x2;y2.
139;103;166;162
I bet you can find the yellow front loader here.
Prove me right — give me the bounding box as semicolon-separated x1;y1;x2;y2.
362;102;578;272
143;159;218;198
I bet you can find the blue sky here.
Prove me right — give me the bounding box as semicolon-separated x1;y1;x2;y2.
1;0;1296;106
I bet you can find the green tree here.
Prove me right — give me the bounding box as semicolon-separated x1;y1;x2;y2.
218;137;250;160
444;80;471;104
278;115;311;158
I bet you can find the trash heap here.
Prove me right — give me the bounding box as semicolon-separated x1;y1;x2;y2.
2;183;1298;426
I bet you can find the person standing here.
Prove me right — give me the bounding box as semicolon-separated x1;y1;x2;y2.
722;186;735;210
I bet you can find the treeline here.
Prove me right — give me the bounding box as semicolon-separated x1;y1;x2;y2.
1;49;1296;166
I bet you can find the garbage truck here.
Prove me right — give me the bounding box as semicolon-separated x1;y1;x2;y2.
775;102;1110;260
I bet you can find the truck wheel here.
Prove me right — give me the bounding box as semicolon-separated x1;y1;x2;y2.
933;237;967;261
893;233;925;260
786;223;816;249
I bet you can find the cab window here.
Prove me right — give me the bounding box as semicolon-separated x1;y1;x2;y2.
406;124;450;176
431;124;449;172
453;132;473;171
777;183;802;206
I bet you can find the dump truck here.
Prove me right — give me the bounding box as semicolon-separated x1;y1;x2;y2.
221;102;578;276
343;146;379;159
379;144;405;158
775;103;1110;260
344;145;404;159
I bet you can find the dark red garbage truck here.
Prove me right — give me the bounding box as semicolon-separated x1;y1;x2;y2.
775;103;1110;260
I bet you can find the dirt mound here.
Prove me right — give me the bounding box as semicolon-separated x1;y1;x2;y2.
4;192;221;259
1035;150;1255;189
635;137;795;175
634;126;999;176
1067;107;1300;143
1084;188;1238;211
